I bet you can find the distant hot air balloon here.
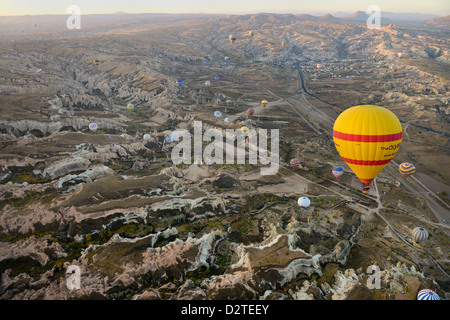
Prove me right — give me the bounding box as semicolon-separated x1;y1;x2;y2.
89;122;98;132
214;111;222;118
176;78;183;86
36;68;42;73
225;61;229;65
248;31;253;37
398;52;403;58
166;136;172;144
281;41;285;47
333;105;402;193
247;108;255;117
297;197;310;210
143;134;151;140
332;167;344;180
224;117;230;123
229;35;236;44
226;100;232;106
205;80;211;87
412;227;429;244
94;60;100;65
214;75;220;80
399;162;415;178
224;56;229;61
127;103;135;110
261;100;268;107
417;289;440;300
241;126;249;134
203;59;208;64
317;63;322;69
170;132;179;142
290;158;301;169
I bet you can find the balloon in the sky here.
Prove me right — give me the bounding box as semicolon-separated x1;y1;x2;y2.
127;103;134;110
166;136;172;144
176;78;183;86
214;75;220;80
290;158;301;169
170;132;179;142
281;41;285;47
412;227;429;244
225;61;229;65
203;59;208;64
241;126;249;134
94;60;100;65
248;31;253;37
224;56;229;61
226;100;232;105
36;68;42;73
229;35;236;44
399;162;416;178
332;167;344;180
398;52;403;58
89;122;98;132
297;197;310;210
224;117;230;123
205;80;211;87
143;134;151;140
247;108;255;117
261;100;268;107
317;63;322;69
214;110;222;118
333;105;402;193
417;289;439;300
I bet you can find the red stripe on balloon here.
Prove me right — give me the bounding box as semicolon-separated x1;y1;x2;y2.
333;130;402;142
341;157;393;166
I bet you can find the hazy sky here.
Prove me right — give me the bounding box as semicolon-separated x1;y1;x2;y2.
1;0;449;16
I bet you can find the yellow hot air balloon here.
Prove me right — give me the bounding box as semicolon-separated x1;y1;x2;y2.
333;105;402;192
248;31;253;37
229;35;236;44
261;100;268;107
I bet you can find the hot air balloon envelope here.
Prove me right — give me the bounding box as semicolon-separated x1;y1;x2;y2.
332;167;344;180
412;227;428;243
417;289;439;300
290;158;301;169
399;162;415;178
89;123;98;132
298;197;310;209
143;134;151;140
247;108;255;117
333;105;402;189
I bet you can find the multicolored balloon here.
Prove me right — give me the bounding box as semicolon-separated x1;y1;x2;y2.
89;122;98;132
261;100;268;107
214;75;220;80
224;117;230;123
333;105;402;193
214;110;222;118
205;80;211;87
241;126;249;134
317;63;322;69
143;134;151;140
247;108;255;117
290;158;301;169
417;289;439;300
297;197;310;210
399;162;416;178
248;31;253;37
229;35;236;44
226;100;232;105
332;167;344;180
176;78;183;86
94;60;100;65
412;227;429;244
127;103;134;110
